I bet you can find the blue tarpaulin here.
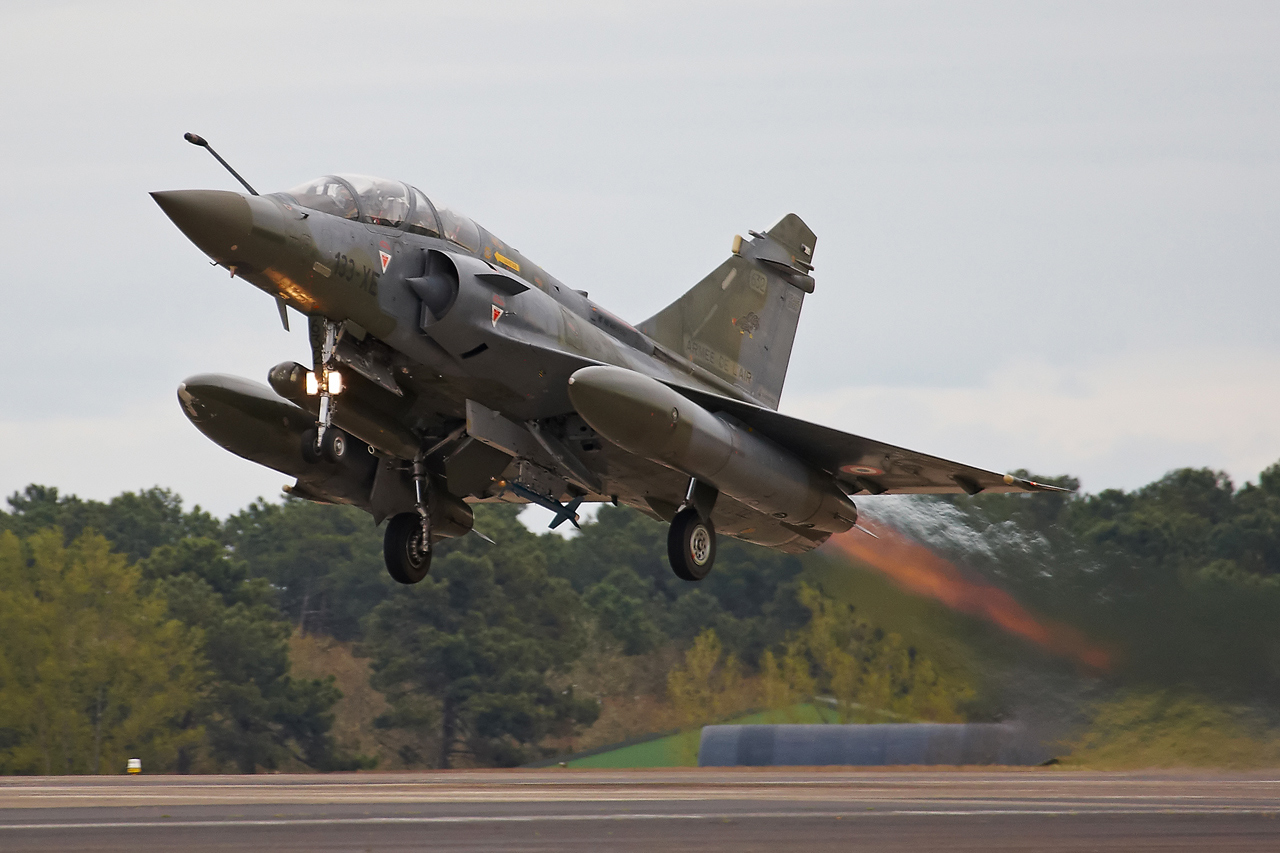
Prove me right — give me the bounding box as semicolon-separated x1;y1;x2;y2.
698;723;1048;767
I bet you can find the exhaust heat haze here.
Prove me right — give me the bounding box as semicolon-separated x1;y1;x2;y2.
825;518;1112;671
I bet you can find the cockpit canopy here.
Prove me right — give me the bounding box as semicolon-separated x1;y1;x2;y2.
282;175;480;251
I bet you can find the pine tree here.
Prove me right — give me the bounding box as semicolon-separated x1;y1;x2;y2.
364;507;597;767
0;530;204;774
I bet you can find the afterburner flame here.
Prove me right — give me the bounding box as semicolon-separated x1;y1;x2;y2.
826;518;1111;671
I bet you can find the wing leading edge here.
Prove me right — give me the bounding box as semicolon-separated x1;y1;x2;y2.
661;381;1065;497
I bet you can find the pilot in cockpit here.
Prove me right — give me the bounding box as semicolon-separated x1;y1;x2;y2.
282;175;479;252
343;175;409;228
284;176;359;221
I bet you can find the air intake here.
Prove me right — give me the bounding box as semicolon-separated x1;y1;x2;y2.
405;249;459;326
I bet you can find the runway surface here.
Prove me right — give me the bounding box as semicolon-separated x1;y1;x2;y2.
2;769;1279;851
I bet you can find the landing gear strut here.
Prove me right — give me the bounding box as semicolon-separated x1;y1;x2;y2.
301;318;347;463
383;453;433;584
668;479;718;581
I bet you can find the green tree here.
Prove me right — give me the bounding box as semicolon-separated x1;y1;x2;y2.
666;629;746;726
552;505;810;664
759;640;816;715
225;499;391;639
582;570;664;655
781;584;972;723
1;485;219;562
364;506;597;767
0;530;204;774
139;538;354;772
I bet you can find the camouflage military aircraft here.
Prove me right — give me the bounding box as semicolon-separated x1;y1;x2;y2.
154;134;1060;585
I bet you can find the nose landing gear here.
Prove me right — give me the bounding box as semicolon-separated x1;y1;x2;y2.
300;424;350;464
301;318;347;463
668;479;719;581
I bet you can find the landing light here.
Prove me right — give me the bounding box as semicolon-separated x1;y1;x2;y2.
304;371;343;395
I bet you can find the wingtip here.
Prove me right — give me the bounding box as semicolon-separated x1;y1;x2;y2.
1003;473;1071;493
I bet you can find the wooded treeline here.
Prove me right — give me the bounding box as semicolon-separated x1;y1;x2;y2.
927;465;1280;705
2;461;1280;773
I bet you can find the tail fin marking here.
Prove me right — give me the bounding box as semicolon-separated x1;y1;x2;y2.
638;214;817;410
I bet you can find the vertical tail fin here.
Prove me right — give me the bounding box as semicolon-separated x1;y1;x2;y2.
638;214;816;410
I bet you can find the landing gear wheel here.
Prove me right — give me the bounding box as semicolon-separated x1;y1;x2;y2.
384;512;432;584
668;507;716;581
320;428;348;463
300;428;322;464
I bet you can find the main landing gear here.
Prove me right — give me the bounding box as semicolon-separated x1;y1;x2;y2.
384;511;431;584
383;454;433;584
668;479;719;582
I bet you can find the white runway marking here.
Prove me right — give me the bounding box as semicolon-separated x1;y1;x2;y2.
3;806;1279;832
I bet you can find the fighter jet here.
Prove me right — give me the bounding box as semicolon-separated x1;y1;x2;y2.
154;135;1060;585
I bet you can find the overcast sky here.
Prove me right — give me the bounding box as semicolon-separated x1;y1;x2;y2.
1;1;1278;517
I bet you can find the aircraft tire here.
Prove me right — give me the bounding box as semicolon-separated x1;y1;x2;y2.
668;507;715;581
320;428;348;463
384;512;432;584
300;428;322;464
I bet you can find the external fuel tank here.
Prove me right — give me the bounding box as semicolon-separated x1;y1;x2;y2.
567;365;857;534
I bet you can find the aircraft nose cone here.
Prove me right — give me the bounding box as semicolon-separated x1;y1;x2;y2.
151;189;253;261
